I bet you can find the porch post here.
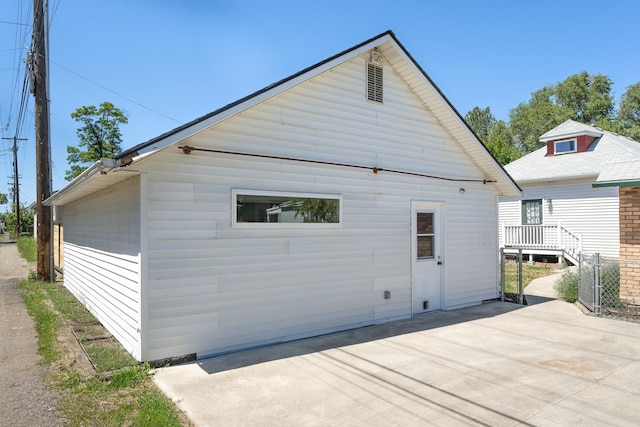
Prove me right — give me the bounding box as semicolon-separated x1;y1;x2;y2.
557;221;562;251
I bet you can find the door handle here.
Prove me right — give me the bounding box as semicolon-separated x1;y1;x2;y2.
437;261;443;265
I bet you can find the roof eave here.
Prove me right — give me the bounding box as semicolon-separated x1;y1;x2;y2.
516;173;600;185
43;159;138;206
539;129;602;142
593;179;640;188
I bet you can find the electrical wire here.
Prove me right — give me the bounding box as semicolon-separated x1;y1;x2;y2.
49;59;182;124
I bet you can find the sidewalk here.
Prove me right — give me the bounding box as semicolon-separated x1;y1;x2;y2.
0;235;61;426
524;271;563;305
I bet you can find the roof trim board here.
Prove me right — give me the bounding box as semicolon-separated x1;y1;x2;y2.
592;179;640;188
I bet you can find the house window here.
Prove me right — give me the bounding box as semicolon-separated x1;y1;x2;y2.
233;190;342;226
367;63;383;103
554;139;576;154
522;199;543;225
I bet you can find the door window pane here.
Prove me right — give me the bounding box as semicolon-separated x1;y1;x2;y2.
417;212;434;234
417;236;433;258
416;212;435;259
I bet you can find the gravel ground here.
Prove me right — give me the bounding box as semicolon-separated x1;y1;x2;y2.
0;234;62;426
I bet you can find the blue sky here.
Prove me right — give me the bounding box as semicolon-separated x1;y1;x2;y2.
1;0;639;208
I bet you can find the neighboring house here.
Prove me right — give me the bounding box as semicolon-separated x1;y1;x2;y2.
594;158;640;305
499;120;640;264
44;31;519;363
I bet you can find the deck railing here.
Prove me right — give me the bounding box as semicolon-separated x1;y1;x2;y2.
502;222;582;264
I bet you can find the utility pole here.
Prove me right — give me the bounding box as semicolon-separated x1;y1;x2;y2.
32;0;52;281
2;136;27;237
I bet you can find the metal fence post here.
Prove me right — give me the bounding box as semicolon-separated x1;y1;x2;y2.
500;248;505;302
518;248;524;305
594;252;601;317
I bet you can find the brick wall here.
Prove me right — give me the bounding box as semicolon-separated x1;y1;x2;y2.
619;186;640;305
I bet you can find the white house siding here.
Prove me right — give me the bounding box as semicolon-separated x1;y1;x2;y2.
498;178;619;258
140;54;502;360
63;176;142;359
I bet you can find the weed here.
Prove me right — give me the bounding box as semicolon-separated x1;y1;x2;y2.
109;364;151;389
17;236;37;262
134;389;183;427
18;279;187;426
18;279;60;363
85;341;138;373
554;269;579;302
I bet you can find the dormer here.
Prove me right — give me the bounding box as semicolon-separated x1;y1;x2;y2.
539;120;603;156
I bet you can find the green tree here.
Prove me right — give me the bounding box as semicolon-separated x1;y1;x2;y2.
465;107;521;165
0;204;34;235
555;72;614;125
0;193;7;205
485;120;521;165
617;82;640;141
465;106;496;143
509;85;570;154
66;102;128;181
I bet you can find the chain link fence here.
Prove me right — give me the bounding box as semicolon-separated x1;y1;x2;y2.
578;253;640;321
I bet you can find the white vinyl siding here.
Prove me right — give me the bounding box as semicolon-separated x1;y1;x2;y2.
139;53;502;360
62;176;142;359
498;178;619;258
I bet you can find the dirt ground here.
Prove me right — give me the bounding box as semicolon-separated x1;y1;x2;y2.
0;234;62;426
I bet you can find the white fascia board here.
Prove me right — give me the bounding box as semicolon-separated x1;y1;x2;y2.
131;35;395;161
43;158;117;206
516;172;599;185
386;38;520;197
539;129;602;142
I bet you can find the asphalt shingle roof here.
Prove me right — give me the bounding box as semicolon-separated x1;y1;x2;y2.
505;120;640;183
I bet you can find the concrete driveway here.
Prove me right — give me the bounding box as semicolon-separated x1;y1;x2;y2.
154;275;640;426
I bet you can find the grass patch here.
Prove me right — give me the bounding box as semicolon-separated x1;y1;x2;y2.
503;263;554;293
84;340;138;373
18;279;187;426
18;279;60;364
17;236;37;262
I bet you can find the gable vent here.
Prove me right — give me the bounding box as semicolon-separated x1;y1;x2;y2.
367;62;383;103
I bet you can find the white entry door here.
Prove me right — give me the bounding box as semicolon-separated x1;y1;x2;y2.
411;202;444;314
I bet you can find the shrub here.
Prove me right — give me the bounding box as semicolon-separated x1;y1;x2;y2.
555;268;579;302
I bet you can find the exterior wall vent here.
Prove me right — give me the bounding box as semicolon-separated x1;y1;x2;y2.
367;62;383;103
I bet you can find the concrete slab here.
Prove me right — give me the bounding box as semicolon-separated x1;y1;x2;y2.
154;293;640;426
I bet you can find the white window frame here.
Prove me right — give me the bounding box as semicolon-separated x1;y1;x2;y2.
232;189;343;227
554;138;577;155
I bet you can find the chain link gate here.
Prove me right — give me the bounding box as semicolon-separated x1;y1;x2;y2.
499;248;524;305
578;253;624;317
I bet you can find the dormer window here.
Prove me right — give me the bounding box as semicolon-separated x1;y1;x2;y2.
554;139;577;155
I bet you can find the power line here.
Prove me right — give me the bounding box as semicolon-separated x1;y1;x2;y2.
0;20;31;26
50;59;182;124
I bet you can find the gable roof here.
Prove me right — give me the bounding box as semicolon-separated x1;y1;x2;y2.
46;30;520;206
505;120;640;183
